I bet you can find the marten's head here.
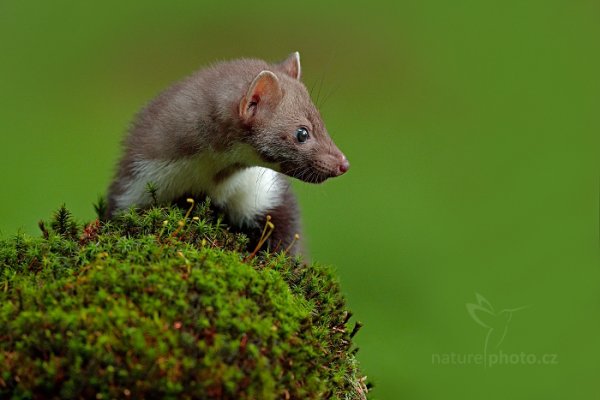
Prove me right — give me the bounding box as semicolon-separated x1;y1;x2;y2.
238;52;349;184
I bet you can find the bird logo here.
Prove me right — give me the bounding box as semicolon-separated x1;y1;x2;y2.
466;293;529;365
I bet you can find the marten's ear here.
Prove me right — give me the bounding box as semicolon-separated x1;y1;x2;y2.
239;70;282;122
278;51;301;80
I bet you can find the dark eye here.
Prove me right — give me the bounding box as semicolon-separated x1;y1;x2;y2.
296;127;309;143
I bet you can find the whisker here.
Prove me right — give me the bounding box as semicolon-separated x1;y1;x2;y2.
316;50;336;108
254;168;267;207
266;172;279;194
319;82;341;110
316;72;325;108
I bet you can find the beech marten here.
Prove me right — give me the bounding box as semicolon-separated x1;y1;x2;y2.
107;52;349;255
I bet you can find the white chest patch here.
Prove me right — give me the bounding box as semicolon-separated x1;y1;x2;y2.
114;145;287;227
210;167;286;226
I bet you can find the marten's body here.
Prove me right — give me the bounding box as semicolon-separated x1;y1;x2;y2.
107;53;349;255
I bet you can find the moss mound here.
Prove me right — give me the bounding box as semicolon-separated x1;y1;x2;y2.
0;203;368;399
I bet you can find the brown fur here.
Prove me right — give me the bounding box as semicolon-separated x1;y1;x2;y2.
106;53;349;256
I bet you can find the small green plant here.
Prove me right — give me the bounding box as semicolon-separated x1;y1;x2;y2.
50;204;79;239
93;195;108;220
145;182;159;206
0;202;369;399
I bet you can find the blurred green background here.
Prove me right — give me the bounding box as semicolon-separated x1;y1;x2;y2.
1;1;598;398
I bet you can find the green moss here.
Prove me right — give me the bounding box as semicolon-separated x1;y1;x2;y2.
0;202;368;399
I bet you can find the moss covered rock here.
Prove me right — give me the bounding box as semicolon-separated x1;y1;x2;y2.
0;203;368;399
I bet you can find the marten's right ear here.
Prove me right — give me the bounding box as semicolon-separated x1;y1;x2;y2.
239;71;282;123
278;51;301;80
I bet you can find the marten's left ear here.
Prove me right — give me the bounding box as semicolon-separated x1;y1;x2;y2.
239;70;283;122
278;51;301;80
